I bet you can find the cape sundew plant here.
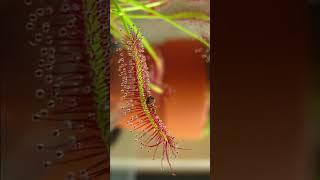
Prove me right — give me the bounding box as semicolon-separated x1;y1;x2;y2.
26;0;110;179
117;29;188;175
110;0;210;175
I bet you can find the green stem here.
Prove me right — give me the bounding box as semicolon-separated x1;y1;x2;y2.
128;0;210;47
149;83;164;94
120;0;167;12
127;12;210;22
111;0;164;79
110;23;122;40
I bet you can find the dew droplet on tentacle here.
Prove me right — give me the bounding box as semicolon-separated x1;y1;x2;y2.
40;47;48;56
39;108;49;117
29;13;38;22
45;35;53;45
34;32;43;42
24;0;32;6
44;74;53;84
52;129;61;137
36;143;45;152
55;150;64;159
58;27;68;37
47;55;56;65
45;63;54;72
35;89;46;99
38;58;46;67
35;69;44;78
47;99;55;108
25;22;34;31
32;112;41;122
43;160;52;168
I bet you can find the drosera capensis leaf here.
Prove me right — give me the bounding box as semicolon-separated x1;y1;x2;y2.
110;20;165;94
111;0;164;79
116;27;191;176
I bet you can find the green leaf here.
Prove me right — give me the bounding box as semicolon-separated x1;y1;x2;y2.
128;11;210;22
127;0;210;47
